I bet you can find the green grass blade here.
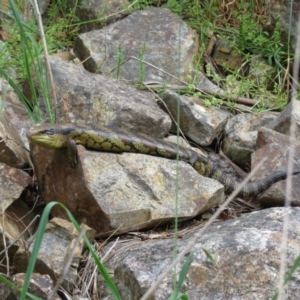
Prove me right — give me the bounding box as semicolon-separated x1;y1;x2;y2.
202;248;216;266
6;0;55;123
175;292;189;300
63;204;121;299
0;68;38;122
0;8;39;34
8;0;26;32
177;251;195;289
168;291;189;300
168;251;195;300
0;86;7;117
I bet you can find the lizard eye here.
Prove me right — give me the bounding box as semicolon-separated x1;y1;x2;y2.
40;129;57;135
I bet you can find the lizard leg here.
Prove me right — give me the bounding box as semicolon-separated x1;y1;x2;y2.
67;139;78;168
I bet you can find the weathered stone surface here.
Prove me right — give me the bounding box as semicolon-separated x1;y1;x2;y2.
165;134;200;149
0;280;19;299
165;135;207;158
31;56;171;137
29;139;224;236
14;217;96;292
162;90;231;146
13;273;57;300
0;198;34;272
3;198;34;239
222;112;277;167
74;8;198;84
0;80;31;167
252;142;300;205
0;163;31;211
77;0;132;32
99;207;300;299
256;126;300;149
196;72;224;94
269;99;300;139
0;162;33;272
0;117;28;168
254;127;300;205
0;79;33;150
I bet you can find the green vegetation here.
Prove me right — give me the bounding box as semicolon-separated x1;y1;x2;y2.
0;0;298;299
116;44;124;79
0;0;81;122
129;0;291;112
137;41;147;86
0;0;293;118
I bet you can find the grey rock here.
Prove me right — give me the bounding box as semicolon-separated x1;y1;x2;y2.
74;8;198;84
269;99;300;140
31;56;172;137
0;79;31;167
76;0;132;32
14;218;96;293
162;90;231;146
264;0;300;51
29;130;225;235
13;273;58;300
0;281;19;299
252;142;300;205
99;207;300;299
223;112;277;167
0;163;31;213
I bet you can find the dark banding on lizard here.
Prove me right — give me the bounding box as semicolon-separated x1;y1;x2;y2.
27;123;300;198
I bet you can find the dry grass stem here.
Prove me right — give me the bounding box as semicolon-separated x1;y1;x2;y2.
2;208;9;275
49;228;85;299
33;0;57;119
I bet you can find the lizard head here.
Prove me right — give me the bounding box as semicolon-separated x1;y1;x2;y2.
27;124;70;149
